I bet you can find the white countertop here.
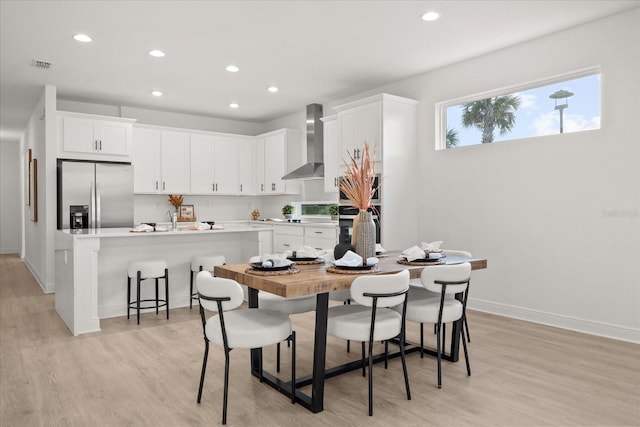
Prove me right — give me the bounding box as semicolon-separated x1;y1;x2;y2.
58;223;271;238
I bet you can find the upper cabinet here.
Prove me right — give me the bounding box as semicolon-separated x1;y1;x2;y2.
321;115;340;193
57;111;135;161
190;133;254;195
336;101;381;165
255;129;301;195
132;127;190;194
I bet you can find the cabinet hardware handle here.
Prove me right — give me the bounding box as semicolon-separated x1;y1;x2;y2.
155;181;158;190
95;140;98;150
99;140;102;150
315;231;322;234
240;184;243;192
162;182;165;191
212;183;215;191
261;184;264;192
283;244;290;247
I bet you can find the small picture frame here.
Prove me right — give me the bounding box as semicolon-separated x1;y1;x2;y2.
179;204;195;222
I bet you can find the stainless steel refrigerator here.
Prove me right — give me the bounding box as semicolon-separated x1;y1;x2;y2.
57;159;134;229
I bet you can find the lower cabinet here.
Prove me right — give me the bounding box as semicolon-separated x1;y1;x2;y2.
273;225;338;253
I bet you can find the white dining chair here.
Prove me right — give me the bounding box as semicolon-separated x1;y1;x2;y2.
404;262;471;388
442;250;473;343
327;270;411;416
196;271;296;425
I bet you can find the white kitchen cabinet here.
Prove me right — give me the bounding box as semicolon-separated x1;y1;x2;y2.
254;129;301;195
190;133;253;195
132;127;189;194
304;226;338;251
334;93;419;251
321;115;341;193
273;225;304;253
58;112;135;160
337;101;381;164
237;139;254;194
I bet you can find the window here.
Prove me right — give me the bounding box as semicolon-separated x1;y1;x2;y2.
438;68;601;149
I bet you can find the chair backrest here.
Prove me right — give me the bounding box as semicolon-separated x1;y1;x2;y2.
420;263;471;295
196;270;244;312
350;270;410;308
442;249;472;258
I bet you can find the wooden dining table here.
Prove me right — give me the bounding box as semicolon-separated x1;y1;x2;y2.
214;252;487;413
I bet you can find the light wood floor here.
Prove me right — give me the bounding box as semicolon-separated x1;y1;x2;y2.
1;253;639;426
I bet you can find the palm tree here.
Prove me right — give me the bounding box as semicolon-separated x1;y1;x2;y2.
461;95;520;144
446;128;459;148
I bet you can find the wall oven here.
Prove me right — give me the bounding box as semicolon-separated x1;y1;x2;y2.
338;205;381;244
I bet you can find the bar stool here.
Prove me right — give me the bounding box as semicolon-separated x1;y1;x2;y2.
190;255;226;309
127;260;169;325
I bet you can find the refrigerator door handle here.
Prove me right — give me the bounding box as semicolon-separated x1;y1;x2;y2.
90;182;96;228
95;183;101;228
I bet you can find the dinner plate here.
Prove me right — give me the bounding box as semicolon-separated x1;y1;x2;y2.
333;263;376;271
287;257;319;262
249;262;291;271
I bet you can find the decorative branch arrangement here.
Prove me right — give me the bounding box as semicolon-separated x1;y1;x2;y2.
340;142;376;211
168;194;183;210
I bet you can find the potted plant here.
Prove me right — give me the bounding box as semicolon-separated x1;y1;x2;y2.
281;203;294;220
329;204;339;220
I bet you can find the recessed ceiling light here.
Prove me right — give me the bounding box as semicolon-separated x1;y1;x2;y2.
151;90;163;97
421;11;440;21
225;65;239;73
73;34;92;43
268;86;279;93
149;50;165;58
229;103;239;109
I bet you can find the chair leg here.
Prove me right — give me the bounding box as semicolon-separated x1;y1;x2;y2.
461;318;471;376
384;340;388;369
276;342;281;373
127;277;131;320
436;322;442;388
361;342;366;377
442;322;446;352
291;331;296;404
222;349;230;425
399;333;411;401
464;316;471;343
420;323;424;358
197;340;209;403
164;269;169;320
368;339;374;416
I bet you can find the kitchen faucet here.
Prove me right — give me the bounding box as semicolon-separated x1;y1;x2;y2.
168;210;178;231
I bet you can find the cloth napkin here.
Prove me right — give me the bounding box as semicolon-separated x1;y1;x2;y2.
249;254;293;268
375;244;387;254
195;222;212;231
134;223;154;232
402;245;427;261
285;246;323;259
419;241;443;252
335;250;378;267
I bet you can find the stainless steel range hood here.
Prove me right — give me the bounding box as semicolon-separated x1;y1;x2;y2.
282;103;324;180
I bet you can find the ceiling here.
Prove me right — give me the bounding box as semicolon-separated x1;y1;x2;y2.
1;0;638;143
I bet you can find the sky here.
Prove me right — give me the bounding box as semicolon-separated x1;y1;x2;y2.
445;73;601;147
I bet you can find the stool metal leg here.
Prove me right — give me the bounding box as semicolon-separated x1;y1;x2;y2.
189;269;194;310
136;271;141;325
165;268;169;319
127;276;131;320
155;278;159;315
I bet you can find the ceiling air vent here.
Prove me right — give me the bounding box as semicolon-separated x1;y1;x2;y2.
32;59;52;69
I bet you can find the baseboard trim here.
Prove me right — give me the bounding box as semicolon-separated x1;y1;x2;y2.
469;298;640;344
23;258;55;294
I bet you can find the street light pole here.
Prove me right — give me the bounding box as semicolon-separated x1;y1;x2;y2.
549;90;574;134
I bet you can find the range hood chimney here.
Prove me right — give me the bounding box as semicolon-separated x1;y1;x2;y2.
282;103;324;180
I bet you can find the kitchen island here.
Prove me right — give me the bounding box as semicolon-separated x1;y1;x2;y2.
54;223;273;335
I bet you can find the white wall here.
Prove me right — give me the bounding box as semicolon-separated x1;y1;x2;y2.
0;141;21;253
333;9;639;342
